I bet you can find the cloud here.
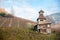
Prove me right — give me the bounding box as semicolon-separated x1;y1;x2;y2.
13;5;37;21
4;3;38;21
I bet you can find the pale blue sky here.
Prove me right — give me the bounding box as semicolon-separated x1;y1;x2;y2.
0;0;60;21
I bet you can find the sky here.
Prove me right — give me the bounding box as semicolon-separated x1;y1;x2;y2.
0;0;60;21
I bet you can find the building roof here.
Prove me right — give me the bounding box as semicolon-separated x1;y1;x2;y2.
39;10;44;13
38;10;46;19
37;20;51;24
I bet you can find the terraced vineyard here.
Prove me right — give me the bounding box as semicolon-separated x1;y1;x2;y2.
0;16;35;27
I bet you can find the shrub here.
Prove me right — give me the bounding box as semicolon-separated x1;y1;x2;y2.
0;13;6;17
56;32;60;40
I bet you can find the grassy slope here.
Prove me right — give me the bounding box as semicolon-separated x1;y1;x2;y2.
0;16;56;40
0;27;56;40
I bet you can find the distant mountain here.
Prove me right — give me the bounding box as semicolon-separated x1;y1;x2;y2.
46;13;60;24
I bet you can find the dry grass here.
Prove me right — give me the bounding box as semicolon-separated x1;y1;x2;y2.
0;26;56;40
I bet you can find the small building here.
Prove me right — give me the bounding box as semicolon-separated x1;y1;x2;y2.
34;10;51;34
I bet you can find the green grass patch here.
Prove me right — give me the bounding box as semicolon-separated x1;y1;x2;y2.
0;27;57;40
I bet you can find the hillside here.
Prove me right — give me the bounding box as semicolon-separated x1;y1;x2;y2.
0;15;36;27
0;8;36;29
0;26;57;40
0;14;57;40
51;22;60;32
